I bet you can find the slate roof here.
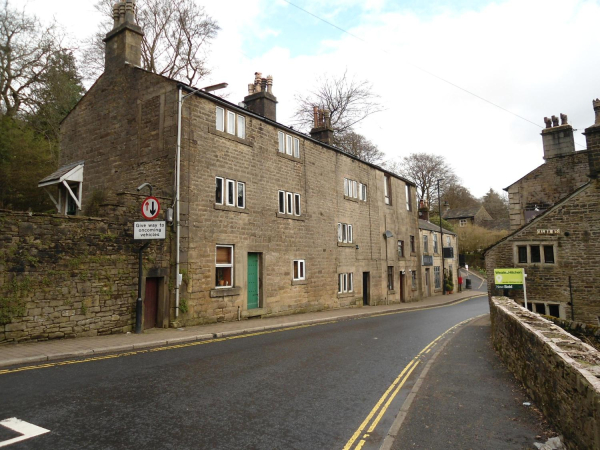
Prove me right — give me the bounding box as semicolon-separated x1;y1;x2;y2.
442;206;482;220
38;161;84;185
418;219;455;236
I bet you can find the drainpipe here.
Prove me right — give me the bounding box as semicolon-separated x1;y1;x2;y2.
174;87;182;318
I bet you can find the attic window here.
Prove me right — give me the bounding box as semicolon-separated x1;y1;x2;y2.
216;106;245;139
38;162;84;215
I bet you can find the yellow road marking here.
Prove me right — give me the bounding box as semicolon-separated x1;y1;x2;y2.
342;315;479;449
0;296;483;376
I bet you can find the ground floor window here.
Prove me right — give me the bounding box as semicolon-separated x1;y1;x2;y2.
411;270;417;289
338;273;353;293
216;245;233;287
387;266;394;291
516;243;555;265
338;223;353;243
434;266;441;289
521;301;561;318
293;260;305;280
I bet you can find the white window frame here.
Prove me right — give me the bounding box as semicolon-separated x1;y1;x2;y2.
411;270;417;289
215;244;234;288
227;111;236;135
293;138;300;158
294;193;301;216
433;234;438;254
286;192;293;214
423;235;429;253
278;131;285;153
358;183;363;200
215;177;224;205
434;266;441;289
237;182;245;209
344;178;349;197
459;219;467;227
362;184;367;201
226;179;235;206
286;135;293;155
278;190;285;214
237;115;246;139
353;181;358;199
384;175;390;205
348;273;353;292
338;223;343;242
216;107;224;132
406;184;411;211
293;259;306;281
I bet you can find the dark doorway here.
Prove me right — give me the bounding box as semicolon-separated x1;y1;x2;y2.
399;272;405;302
362;272;370;306
144;277;159;330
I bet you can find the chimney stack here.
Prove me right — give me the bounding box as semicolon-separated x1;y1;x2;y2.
541;113;575;159
103;0;144;73
310;107;334;145
243;72;277;121
583;99;600;152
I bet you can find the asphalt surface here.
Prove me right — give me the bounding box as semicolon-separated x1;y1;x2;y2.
0;295;489;449
391;315;556;450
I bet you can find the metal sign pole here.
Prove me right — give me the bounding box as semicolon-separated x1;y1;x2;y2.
136;241;151;334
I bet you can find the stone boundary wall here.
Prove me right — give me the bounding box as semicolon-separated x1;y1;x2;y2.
490;297;600;449
0;210;170;343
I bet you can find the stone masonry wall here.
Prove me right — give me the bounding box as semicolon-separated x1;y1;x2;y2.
507;150;596;229
0;211;171;343
490;297;600;449
486;179;600;326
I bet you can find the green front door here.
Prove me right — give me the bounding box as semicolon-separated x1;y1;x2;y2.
247;253;259;309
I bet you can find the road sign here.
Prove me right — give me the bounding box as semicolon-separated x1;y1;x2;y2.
134;221;166;240
141;196;160;220
494;268;524;289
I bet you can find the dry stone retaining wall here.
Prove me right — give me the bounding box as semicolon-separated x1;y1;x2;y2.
0;210;170;343
490;297;600;449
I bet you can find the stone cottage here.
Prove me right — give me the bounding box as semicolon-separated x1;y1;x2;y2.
34;1;426;332
485;101;600;326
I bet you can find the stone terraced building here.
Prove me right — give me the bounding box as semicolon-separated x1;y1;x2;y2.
29;1;447;332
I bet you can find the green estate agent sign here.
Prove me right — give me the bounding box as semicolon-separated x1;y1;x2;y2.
494;268;524;290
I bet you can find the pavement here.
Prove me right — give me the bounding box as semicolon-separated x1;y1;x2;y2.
0;271;487;369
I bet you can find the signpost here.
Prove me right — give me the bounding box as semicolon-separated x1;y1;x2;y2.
134;221;166;240
494;268;528;309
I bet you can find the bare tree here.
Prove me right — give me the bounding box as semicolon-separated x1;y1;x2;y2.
85;0;219;84
334;130;385;164
293;70;383;134
0;1;67;117
394;153;458;207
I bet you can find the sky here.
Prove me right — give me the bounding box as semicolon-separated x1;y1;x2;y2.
23;0;600;198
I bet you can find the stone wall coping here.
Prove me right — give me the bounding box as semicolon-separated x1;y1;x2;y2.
492;297;600;397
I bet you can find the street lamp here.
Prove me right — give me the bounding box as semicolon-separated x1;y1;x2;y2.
437;179;445;295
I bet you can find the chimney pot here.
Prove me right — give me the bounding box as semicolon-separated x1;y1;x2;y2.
103;1;144;73
583;98;600;152
243;71;277;121
541;113;575;159
593;98;600;125
310;107;334;145
544;117;552;128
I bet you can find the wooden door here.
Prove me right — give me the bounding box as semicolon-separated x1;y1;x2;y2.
247;253;259;309
144;277;159;329
362;272;370;306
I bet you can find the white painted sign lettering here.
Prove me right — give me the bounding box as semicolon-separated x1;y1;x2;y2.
134;221;166;240
0;417;50;447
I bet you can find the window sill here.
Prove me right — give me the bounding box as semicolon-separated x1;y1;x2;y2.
387;290;396;294
209;287;242;298
343;195;359;202
337;242;355;248
214;204;249;214
276;212;305;221
337;292;355;298
208;126;253;147
291;279;307;286
277;151;302;163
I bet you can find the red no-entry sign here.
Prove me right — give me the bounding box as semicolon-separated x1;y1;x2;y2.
141;196;160;220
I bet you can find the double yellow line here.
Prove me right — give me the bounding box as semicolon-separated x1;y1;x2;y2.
342;317;476;449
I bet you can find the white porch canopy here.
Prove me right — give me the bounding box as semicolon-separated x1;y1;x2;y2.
38;161;84;213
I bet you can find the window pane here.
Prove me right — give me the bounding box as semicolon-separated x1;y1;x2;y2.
410;236;415;253
286;192;293;214
278;191;285;214
398;240;404;258
216;267;232;287
338;274;342;293
299;261;304;278
517;246;527;263
293;138;300;158
227;111;235;134
362;184;367;201
216;246;232;264
294;261;299;279
349;273;353;292
348;225;352;243
278;131;285;153
294;194;301;216
343;274;347;292
344;178;349;196
530;245;541;263
237;115;246;139
338;223;342;242
543;245;554;264
286;135;293;155
535;303;545;314
358;183;363;200
226;179;235;205
406;184;411;211
353;181;357;198
548;304;560;318
237;182;245;208
216;107;224;132
215;177;223;204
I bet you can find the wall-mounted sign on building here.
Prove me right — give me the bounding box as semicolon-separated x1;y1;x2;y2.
134;221;166;240
537;229;560;235
494;268;524;290
422;255;433;266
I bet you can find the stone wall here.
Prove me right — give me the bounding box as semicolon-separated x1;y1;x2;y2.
486;179;600;326
490;297;600;450
0;211;171;343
